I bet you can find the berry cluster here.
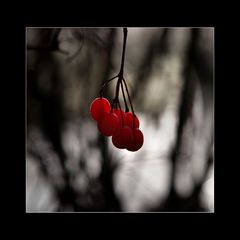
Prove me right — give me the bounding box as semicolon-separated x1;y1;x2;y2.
90;97;143;151
89;28;144;152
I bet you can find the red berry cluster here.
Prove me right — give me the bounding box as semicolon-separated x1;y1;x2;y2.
89;28;144;152
90;97;144;151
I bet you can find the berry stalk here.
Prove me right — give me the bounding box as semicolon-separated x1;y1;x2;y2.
119;28;128;76
122;77;136;128
117;101;125;127
120;80;129;112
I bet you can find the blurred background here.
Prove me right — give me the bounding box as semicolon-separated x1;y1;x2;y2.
26;27;214;212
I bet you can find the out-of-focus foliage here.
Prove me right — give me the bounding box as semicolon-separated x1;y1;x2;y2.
27;27;214;212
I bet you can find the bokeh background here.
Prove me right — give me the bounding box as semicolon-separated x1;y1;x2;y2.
26;27;214;212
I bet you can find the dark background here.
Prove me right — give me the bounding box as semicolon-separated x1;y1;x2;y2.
26;27;214;212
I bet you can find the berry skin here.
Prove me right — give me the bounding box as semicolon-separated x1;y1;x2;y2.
90;97;111;121
112;126;133;149
113;108;126;127
98;112;119;136
126;128;144;151
125;112;140;128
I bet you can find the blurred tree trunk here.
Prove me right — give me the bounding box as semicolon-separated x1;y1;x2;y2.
98;28;122;211
152;28;213;211
27;28;82;211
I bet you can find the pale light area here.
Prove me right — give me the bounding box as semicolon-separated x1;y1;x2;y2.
142;55;182;111
174;117;195;197
167;28;191;56
112;108;177;211
115;160;171;211
27;126;65;188
62;120;99;160
174;80;214;200
200;165;214;212
62;120;102;185
175;159;194;197
62;122;82;174
85;149;102;179
26;157;58;212
74;174;88;192
191;84;209;183
191;81;213;184
113;28;161;74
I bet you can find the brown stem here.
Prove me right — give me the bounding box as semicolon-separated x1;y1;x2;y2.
119;28;128;75
120;80;129;112
122;77;136;128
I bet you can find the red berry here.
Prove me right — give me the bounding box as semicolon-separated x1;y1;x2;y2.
113;108;126;127
126;128;144;151
112;126;133;149
98;112;119;136
90;97;111;121
125;112;140;128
